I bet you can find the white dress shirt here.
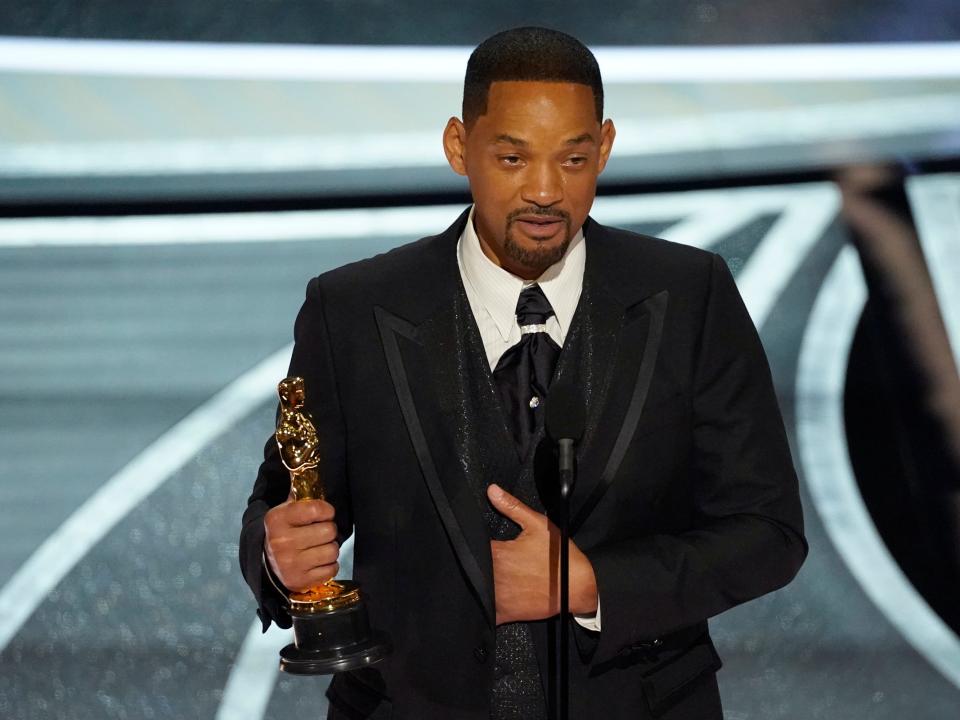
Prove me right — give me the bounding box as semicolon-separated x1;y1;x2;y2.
456;205;601;632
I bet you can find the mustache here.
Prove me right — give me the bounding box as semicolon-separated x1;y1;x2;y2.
506;207;570;222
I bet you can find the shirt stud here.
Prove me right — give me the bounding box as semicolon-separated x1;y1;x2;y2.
529;396;540;409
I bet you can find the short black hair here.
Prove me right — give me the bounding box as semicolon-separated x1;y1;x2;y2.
462;26;603;127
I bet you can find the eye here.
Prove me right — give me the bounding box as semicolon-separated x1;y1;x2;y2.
565;156;588;167
500;155;523;167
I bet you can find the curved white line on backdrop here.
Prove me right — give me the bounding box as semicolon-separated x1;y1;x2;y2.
796;246;960;689
0;37;958;81
0;344;293;652
214;622;292;720
735;185;839;325
906;173;960;377
214;535;355;720
652;183;839;327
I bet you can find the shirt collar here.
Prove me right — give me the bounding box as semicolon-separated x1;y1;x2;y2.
458;204;585;342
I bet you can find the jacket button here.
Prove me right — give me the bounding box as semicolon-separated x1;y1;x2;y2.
473;645;488;663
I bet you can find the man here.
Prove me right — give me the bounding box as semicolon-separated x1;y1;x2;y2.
240;26;807;720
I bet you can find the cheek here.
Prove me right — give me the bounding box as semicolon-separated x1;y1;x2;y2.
471;169;519;200
564;176;598;212
563;171;597;194
470;205;505;244
469;177;521;221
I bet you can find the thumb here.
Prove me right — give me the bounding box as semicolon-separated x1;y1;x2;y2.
487;483;542;531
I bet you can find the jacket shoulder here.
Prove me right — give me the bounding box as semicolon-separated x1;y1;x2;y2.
299;215;465;328
587;219;718;296
319;232;451;294
595;221;714;269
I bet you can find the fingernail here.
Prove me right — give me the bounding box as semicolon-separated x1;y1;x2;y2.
489;483;502;500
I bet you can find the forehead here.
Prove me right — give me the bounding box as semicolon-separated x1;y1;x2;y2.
474;81;598;137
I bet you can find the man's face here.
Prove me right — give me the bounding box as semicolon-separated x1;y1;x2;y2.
443;81;615;279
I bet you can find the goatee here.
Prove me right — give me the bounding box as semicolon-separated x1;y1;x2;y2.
503;209;572;275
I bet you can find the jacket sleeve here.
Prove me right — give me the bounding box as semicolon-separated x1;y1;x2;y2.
582;252;808;667
238;276;353;632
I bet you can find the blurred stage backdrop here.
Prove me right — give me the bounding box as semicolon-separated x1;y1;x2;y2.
1;2;960;718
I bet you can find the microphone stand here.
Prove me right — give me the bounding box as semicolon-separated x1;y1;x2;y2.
545;385;584;720
557;437;575;720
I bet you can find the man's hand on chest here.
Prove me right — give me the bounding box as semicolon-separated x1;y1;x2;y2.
487;483;598;626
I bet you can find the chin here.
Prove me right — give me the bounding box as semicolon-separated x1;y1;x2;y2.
504;228;571;273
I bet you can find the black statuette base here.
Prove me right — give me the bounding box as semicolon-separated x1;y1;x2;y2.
280;598;392;675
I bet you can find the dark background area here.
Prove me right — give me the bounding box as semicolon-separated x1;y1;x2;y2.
1;0;959;45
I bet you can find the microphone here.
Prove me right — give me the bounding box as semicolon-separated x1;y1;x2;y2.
544;384;585;720
545;384;585;498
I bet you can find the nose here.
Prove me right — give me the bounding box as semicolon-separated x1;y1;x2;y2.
520;162;563;207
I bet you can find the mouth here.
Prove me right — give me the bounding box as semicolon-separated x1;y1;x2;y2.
512;214;565;239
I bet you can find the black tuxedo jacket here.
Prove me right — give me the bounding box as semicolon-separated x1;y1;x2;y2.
240;207;807;719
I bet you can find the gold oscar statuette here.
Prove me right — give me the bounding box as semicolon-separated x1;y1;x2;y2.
274;376;391;674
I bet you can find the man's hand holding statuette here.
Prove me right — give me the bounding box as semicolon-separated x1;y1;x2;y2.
264;494;340;593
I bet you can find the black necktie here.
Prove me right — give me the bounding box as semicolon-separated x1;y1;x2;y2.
492;284;561;458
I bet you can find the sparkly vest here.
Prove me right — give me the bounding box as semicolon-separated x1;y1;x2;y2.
451;278;603;720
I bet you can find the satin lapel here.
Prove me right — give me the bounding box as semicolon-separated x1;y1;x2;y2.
374;208;509;626
569;291;667;534
565;221;670;535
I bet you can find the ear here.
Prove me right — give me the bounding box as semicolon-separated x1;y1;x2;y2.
597;118;616;174
443;117;469;176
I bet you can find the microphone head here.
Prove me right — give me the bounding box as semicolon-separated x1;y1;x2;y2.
545;383;586;442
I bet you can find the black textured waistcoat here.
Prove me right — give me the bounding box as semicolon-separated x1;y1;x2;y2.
449;275;609;720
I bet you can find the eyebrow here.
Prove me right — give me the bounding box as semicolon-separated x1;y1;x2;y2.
493;134;528;147
491;132;597;147
565;133;596;146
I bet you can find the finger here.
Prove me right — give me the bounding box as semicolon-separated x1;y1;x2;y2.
303;562;340;587
298;541;340;570
285;498;336;526
288;520;339;551
270;538;337;580
487;483;543;531
284;562;341;592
